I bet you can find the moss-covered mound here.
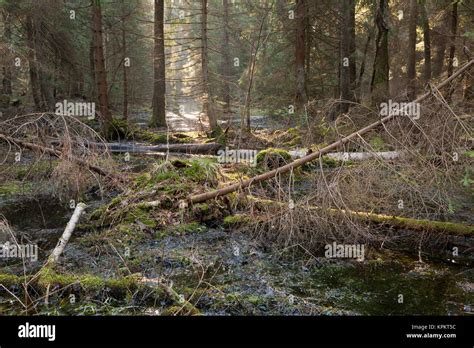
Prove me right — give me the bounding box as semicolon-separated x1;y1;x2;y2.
256;148;292;169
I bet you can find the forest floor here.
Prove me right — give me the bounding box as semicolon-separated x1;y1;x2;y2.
0;179;473;316
0;111;473;315
0;107;474;315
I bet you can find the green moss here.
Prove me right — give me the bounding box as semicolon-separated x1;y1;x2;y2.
320;155;354;168
37;267;148;292
223;214;252;227
247;295;266;306
0;273;26;286
0;181;32;195
256;148;292;169
109;118;193;144
134;172;152;187
155;222;207;240
89;204;108;220
133;159;219;194
124;206;158;229
161;305;200;316
287;127;299;136
369;136;387;151
464;151;474;158
283;135;302;147
193;203;210;214
182;159;218;183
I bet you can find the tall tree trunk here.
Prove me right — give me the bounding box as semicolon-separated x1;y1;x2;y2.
201;0;218;132
339;0;353;113
463;8;474;104
357;22;375;94
25;15;42;110
432;2;449;78
446;0;458;78
151;0;166;127
122;0;129;121
222;0;231;115
349;0;356;95
294;0;307;113
35;21;55;111
406;0;418;100
420;1;431;83
305;1;311;80
371;0;390;105
89;36;96;101
241;8;269;131
2;11;12;95
92;0;113;137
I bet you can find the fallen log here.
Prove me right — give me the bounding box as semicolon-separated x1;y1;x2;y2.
289;149;402;161
0;133;122;181
189;59;474;204
48;203;87;265
247;195;474;236
0;270;199;315
50;140;223;155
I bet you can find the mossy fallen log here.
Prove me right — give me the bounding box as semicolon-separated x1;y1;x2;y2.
246;196;474;236
0;268;200;315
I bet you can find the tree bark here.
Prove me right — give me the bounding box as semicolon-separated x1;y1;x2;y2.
92;0;113;137
339;0;353;113
25;15;42;110
2;11;12;95
222;0;231;114
89;37;96;101
151;0;166;127
349;0;356;95
446;0;458;78
201;0;218;132
432;2;450;78
48;203;87;265
420;2;431;83
34;20;55;111
406;0;418;100
357;21;375;94
371;0;390;105
294;0;308;113
122;0;129;121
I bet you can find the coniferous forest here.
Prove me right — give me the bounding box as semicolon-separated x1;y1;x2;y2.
0;0;473;345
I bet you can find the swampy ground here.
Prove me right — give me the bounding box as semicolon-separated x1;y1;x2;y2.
1;117;473;316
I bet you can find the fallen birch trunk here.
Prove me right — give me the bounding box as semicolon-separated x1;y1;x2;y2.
189;59;474;204
288;149;402;161
48;203;87;264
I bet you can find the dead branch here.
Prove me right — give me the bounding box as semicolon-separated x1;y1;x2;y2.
0;133;121;181
189;59;474;204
